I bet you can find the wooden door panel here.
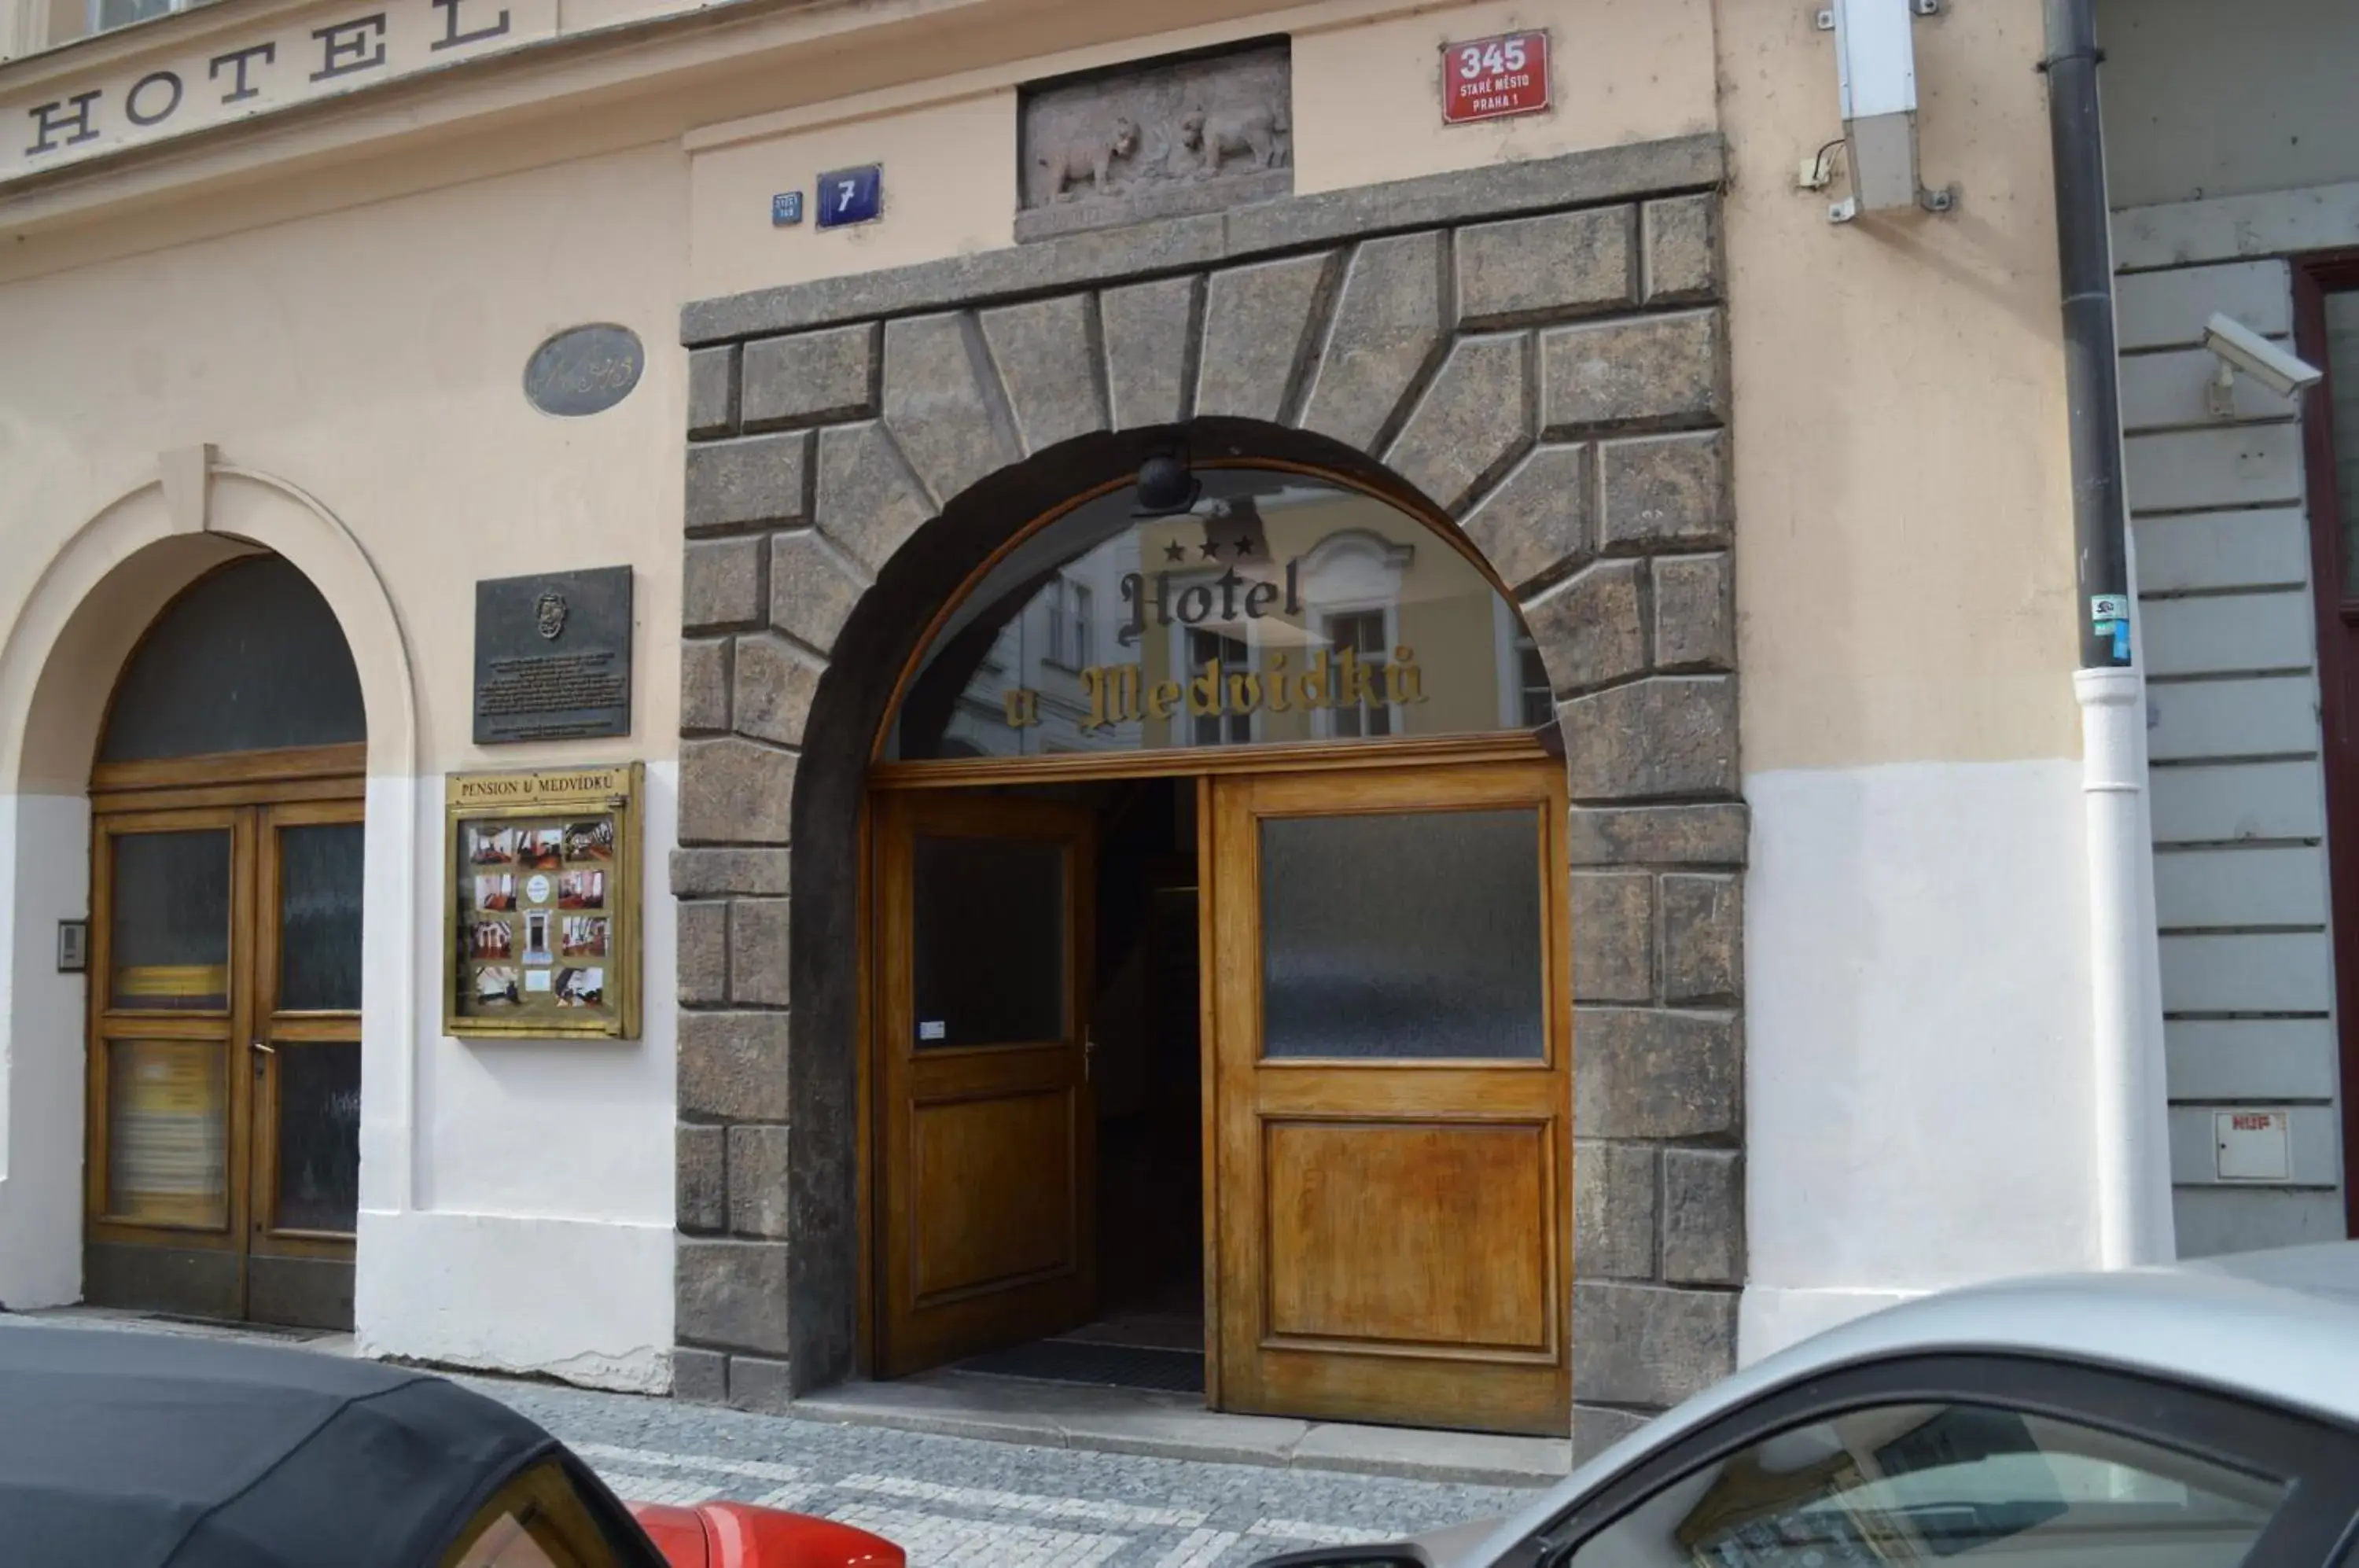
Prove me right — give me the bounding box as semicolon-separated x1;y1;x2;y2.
911;1088;1079;1301
1211;759;1572;1434
1262;1119;1553;1353
875;790;1097;1377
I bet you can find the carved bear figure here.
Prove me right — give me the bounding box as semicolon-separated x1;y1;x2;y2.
1177;102;1290;179
1036;116;1139;201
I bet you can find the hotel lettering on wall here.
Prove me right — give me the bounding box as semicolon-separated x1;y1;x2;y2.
2;0;547;185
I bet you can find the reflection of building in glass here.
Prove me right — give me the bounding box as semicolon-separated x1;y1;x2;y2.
895;473;1542;761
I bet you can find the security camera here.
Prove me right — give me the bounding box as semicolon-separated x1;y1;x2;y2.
2202;313;2324;405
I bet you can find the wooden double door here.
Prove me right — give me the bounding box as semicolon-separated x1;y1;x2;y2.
871;754;1573;1434
85;779;366;1328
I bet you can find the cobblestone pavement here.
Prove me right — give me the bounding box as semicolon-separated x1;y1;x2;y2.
459;1375;1544;1568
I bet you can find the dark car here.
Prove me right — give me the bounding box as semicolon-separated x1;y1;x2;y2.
0;1322;902;1568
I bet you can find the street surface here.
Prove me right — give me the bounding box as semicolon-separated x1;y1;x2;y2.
463;1374;1541;1568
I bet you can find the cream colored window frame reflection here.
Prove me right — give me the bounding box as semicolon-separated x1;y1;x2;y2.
1297;528;1411;741
1162;572;1263;749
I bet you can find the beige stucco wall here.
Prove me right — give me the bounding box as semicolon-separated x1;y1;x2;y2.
0;134;690;779
1719;0;2080;773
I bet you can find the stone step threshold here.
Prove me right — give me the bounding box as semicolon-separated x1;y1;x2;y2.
789;1368;1572;1489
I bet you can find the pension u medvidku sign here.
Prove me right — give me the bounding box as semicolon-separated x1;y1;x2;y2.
1;0;548;186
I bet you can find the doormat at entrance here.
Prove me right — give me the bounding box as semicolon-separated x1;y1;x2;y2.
954;1338;1206;1395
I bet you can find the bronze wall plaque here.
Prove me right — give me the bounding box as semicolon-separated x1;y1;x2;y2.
1017;39;1292;243
473;566;634;745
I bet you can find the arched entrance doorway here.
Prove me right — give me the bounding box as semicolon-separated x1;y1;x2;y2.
864;460;1571;1434
83;553;368;1329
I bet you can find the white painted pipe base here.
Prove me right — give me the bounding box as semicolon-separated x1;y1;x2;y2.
2076;665;2176;1267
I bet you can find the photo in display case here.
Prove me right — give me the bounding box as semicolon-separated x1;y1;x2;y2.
443;763;640;1040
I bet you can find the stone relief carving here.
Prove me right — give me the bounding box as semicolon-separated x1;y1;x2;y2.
1018;41;1293;241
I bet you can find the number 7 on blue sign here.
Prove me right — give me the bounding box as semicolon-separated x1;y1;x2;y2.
815;164;882;230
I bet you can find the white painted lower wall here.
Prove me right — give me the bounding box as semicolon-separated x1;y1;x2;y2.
354;758;680;1391
1739;756;2099;1364
0;764;679;1392
0;791;90;1312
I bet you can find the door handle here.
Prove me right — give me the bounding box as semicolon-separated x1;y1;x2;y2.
251;1040;275;1054
1084;1037;1096;1080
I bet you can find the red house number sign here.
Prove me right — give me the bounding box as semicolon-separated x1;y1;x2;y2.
1442;31;1551;126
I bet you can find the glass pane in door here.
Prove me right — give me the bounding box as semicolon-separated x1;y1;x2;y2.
2327;291;2359;587
106;1039;229;1228
278;823;364;1011
1260;808;1544;1058
110;830;232;1010
911;835;1065;1048
274;1042;362;1233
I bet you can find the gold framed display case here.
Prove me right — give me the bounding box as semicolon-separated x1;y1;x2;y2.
443;763;641;1040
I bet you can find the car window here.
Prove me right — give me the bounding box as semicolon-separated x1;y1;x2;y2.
1560;1401;2286;1568
440;1459;628;1568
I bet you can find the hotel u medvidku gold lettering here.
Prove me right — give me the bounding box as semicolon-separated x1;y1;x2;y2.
1000;646;1430;733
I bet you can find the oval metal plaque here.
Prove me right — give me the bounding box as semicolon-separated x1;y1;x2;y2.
524;324;644;417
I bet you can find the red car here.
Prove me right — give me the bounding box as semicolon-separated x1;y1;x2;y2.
0;1321;902;1568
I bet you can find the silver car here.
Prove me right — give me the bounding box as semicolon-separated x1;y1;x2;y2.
1255;1242;2359;1568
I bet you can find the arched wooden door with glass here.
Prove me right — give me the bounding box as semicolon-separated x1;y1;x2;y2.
868;466;1572;1434
84;556;368;1330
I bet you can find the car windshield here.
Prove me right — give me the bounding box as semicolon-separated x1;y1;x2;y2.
441;1459;630;1568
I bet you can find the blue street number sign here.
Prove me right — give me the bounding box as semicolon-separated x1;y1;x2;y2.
771;190;804;226
815;164;882;229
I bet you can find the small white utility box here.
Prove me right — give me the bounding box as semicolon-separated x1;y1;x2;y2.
2214;1110;2292;1183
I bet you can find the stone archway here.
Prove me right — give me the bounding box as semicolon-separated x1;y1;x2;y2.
671;135;1745;1451
0;451;420;1316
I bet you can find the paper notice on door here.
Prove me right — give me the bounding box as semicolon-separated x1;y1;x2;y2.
918;1021;947;1041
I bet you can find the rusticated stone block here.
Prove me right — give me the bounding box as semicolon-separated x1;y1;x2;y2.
683;536;766;634
1459;444;1593;595
1663;1148;1745;1285
1572;869;1654;1003
677;1239;792;1356
1662;873;1742;1005
672;847;793;898
881;312;1017;508
677;900;727;1005
671;1346;728;1404
1196;252;1335;422
1384;333;1529;515
1573;1282;1736;1408
1652;553;1734;670
677;1123;727;1232
1560;677;1738;801
816;421;936;578
1574;1139;1658;1279
727;1353;794;1414
1525;559;1644;697
981;294;1107;455
1573;1007;1739;1140
1643;194;1721;305
680;639;731;734
1567;804;1749;867
768;528;870;657
1298;230;1446;453
742;323;877;432
686;345;738;440
727;1124;794;1240
685;431;811;535
732;633;823;749
1541;310;1726;435
679;1011;792;1121
1573;1403;1651;1467
731;898;791;1008
1102;275;1198;429
1456;205;1636;327
1599;432;1732;552
680;738;796;845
